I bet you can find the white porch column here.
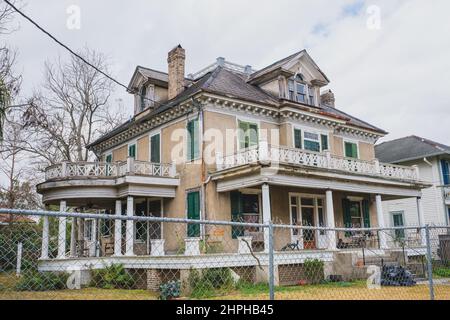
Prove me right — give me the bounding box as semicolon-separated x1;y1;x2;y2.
325;190;337;250
262;183;272;253
57;200;67;259
69;217;77;257
114;200;123;256
375;195;389;249
416;197;427;246
125;196;134;256
40;216;49;259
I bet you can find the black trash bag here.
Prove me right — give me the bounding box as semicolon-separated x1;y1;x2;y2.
380;265;416;287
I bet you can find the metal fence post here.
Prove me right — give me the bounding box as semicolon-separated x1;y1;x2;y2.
268;221;274;300
425;225;435;300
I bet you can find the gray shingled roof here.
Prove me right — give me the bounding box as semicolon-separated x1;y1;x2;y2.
375;136;450;164
89;66;385;149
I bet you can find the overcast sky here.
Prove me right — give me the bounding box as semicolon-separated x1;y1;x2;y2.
4;0;450;145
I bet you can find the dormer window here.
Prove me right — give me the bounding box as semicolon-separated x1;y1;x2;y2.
287;75;315;106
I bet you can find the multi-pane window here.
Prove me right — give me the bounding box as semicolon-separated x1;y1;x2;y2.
187;119;200;161
294;129;329;153
238;120;258;150
140;85;147;112
441;160;450;185
287;76;315;105
344;141;359;159
392;211;405;240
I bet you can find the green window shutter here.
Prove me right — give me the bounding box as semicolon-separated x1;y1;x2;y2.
187;120;199;161
230;191;244;238
187;192;200;237
342;198;352;237
105;154;112;163
128;145;136;159
150;134;160;163
321;134;329;151
187;120;194;161
345;142;358;158
362;200;370;228
193;119;200;159
294;129;302;149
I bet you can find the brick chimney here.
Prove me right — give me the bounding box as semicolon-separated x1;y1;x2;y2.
167;45;186;100
321;90;335;108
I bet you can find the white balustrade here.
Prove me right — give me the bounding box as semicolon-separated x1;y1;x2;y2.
216;143;419;181
44;160;177;180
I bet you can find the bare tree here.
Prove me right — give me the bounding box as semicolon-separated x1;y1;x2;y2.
0;0;21;140
0;109;41;210
21;48;125;164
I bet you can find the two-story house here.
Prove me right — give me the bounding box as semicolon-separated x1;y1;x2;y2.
36;45;428;287
376;136;450;233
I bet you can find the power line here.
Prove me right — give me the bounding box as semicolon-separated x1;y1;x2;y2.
4;0;162;107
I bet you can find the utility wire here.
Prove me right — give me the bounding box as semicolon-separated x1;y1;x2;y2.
4;0;162;107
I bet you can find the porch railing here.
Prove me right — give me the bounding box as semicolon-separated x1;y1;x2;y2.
44;158;177;181
216;142;420;181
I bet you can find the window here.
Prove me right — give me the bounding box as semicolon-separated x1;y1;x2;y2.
238;120;258;150
187;191;201;237
150;133;161;163
441;160;450;185
128;144;136;159
100;217;112;237
287;75;312;104
344;141;358;159
294;129;329;152
304;132;320;152
140;85;147;112
296;83;306;103
230;191;261;238
187;119;200;161
392;212;405;240
105;154;112;163
308;85;315;105
84;220;93;241
321;134;329;151
135;200;148;243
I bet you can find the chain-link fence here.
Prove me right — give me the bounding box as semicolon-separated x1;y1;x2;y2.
0;209;449;300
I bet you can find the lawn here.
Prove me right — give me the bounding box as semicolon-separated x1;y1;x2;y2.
1;273;448;300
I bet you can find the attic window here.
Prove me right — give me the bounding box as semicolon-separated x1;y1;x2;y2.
140;85;147;112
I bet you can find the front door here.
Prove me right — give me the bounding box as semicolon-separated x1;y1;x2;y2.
301;206;316;249
392;211;405;240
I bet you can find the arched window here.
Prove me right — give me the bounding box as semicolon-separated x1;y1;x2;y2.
140;85;147;112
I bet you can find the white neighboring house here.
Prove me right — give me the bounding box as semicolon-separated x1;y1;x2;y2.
376;136;450;229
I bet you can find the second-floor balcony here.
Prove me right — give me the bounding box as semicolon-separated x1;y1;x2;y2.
215;142;420;183
44;159;177;181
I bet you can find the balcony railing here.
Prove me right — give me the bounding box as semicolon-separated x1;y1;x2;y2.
44;159;177;181
215;142;420;182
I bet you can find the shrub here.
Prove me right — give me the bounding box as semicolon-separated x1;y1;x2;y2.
91;264;134;289
433;267;450;278
303;259;325;284
159;280;181;300
188;268;235;299
15;271;69;292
